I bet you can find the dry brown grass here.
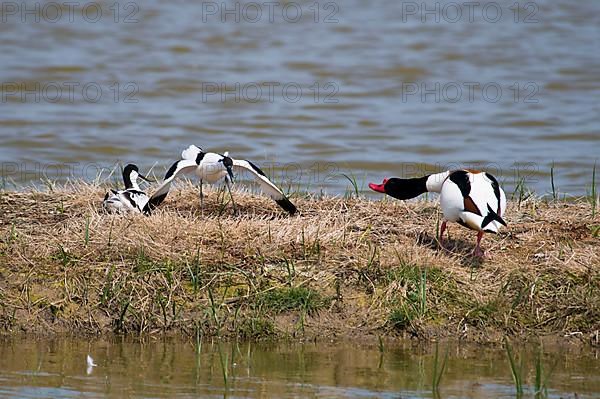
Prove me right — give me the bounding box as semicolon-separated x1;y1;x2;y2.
0;182;598;345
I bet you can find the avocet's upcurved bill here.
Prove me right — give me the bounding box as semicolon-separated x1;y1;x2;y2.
103;164;154;215
148;145;296;214
369;170;506;257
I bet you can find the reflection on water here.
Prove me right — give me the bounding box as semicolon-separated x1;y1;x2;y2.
0;337;598;399
0;0;599;195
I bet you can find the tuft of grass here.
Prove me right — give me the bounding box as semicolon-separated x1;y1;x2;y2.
432;342;449;394
505;338;524;397
133;246;154;273
282;257;296;286
259;286;328;315
217;343;229;387
534;345;557;399
187;248;202;294
388;264;433;329
84;216;90;246
590;161;597;218
100;265;116;306
550;162;556;201
7;223;17;245
207;287;222;335
342;173;360;199
512;176;533;206
107;219;114;247
54;244;75;267
238;317;275;339
116;300;130;333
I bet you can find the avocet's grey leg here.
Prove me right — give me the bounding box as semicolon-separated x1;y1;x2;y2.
199;180;204;215
225;176;237;214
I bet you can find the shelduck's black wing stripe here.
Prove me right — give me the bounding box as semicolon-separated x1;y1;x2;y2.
449;170;471;198
195;152;205;165
485;172;501;214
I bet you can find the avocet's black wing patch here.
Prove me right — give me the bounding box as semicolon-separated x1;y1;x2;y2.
275;198;297;215
245;160;266;177
195;152;205;165
164;161;180;180
232;159;296;214
149;159;198;208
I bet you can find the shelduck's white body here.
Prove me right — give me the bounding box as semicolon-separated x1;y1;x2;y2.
439;171;507;234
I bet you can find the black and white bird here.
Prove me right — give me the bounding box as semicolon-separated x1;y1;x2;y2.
369;169;507;257
149;145;297;214
102;164;155;215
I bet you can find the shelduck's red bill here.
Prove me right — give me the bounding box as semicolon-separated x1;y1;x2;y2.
369;178;388;193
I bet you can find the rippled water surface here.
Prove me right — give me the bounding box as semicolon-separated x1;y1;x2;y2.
0;0;599;195
0;338;598;398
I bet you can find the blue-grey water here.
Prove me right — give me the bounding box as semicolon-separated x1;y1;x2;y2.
0;337;598;398
0;0;598;196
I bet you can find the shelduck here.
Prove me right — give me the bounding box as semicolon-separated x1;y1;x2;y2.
369;169;507;257
149;145;296;215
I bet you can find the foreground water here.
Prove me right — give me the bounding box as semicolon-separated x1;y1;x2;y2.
0;0;599;195
0;337;597;398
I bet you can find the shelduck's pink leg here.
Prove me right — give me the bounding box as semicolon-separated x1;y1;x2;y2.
473;231;485;257
439;220;447;248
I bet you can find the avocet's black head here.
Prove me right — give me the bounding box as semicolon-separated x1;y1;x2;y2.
221;156;235;182
122;164;139;189
122;164;153;189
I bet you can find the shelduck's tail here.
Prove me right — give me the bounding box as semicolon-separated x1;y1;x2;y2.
481;204;507;229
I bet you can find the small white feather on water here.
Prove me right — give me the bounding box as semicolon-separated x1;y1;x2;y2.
86;354;97;375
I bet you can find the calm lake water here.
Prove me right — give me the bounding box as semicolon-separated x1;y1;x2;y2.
0;0;599;195
0;337;598;398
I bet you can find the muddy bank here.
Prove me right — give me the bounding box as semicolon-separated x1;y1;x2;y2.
0;184;598;345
